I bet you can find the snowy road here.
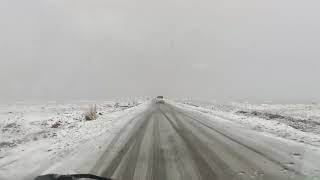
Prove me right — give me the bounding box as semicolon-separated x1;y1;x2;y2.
90;103;320;180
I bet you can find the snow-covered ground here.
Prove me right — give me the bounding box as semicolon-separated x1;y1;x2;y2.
0;100;147;180
2;99;320;179
176;100;320;147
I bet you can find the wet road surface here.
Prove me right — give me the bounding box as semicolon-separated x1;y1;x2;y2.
91;103;320;180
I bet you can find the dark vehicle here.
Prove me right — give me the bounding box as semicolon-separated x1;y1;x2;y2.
155;96;165;104
34;174;112;180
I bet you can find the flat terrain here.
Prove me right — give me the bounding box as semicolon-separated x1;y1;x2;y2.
1;101;320;180
91;103;320;180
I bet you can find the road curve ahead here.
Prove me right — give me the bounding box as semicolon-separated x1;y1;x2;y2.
91;103;320;180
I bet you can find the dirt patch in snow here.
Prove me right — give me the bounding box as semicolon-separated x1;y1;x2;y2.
0;142;17;148
237;110;320;134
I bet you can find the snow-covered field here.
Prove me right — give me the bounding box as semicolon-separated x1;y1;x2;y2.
0;100;147;180
177;100;320;147
2;99;320;179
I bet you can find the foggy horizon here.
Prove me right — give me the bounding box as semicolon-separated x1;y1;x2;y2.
1;0;320;104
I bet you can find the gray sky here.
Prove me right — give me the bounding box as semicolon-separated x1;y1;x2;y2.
1;0;320;103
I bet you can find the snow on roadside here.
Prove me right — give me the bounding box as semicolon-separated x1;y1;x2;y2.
174;101;320;147
0;100;147;180
232;102;320;124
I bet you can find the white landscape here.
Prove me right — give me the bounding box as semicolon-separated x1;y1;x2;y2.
1;100;320;179
2;0;320;179
178;101;320;147
0;100;146;180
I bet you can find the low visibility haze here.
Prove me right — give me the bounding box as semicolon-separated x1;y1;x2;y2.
1;0;320;103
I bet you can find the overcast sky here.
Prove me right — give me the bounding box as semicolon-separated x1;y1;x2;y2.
1;0;320;103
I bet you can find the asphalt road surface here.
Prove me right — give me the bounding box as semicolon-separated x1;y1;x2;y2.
91;103;320;180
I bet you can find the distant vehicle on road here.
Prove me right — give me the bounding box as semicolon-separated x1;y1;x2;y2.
155;96;165;104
